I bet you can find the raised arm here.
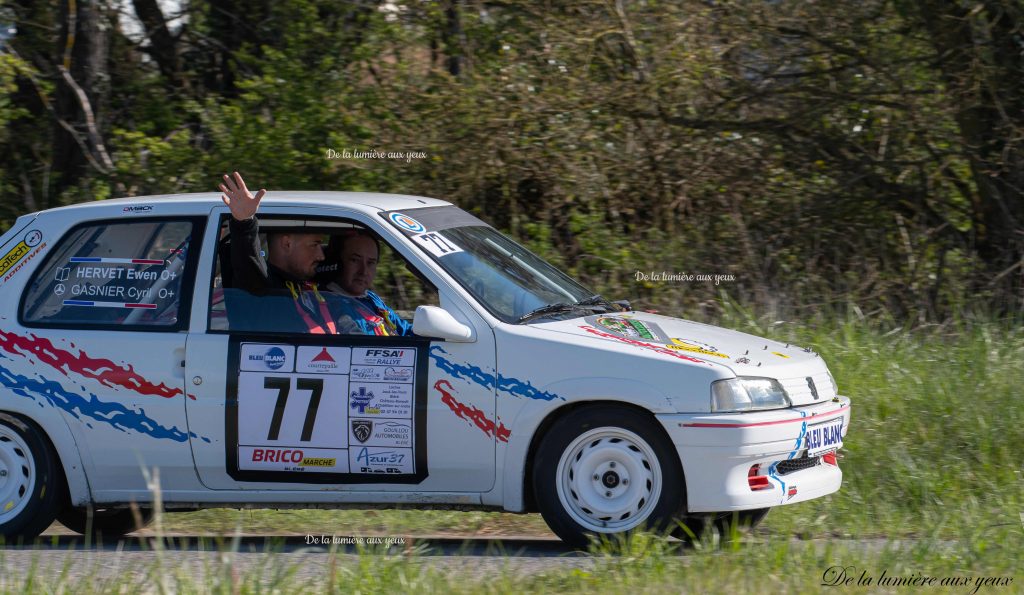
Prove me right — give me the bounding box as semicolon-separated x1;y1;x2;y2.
219;172;270;294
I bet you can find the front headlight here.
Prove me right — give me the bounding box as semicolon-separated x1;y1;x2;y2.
711;377;791;412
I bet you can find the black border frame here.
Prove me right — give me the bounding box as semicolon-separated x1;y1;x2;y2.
225;332;431;484
17;215;207;333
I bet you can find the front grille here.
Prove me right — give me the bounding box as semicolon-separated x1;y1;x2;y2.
781;372;837;402
775;455;820;475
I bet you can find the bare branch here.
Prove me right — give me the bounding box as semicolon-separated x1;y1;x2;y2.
57;65;115;173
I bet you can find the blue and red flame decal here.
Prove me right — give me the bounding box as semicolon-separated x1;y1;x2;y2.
0;329;183;398
0;328;201;442
428;346;562;401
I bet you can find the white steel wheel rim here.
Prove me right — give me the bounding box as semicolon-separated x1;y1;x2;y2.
555;427;662;533
0;425;36;525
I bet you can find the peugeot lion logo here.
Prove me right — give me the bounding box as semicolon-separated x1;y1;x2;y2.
352;420;373;443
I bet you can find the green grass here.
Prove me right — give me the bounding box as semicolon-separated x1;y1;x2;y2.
150;508;554;538
715;308;1024;541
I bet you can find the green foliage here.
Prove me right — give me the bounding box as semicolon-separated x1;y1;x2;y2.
2;0;1023;318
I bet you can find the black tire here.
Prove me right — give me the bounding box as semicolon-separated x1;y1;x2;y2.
57;505;154;538
713;507;770;539
0;413;64;543
532;405;687;548
672;508;770;545
671;514;711;543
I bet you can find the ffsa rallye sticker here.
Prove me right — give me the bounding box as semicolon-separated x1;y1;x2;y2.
226;339;429;484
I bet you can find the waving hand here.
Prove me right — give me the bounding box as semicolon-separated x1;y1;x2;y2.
219;171;266;221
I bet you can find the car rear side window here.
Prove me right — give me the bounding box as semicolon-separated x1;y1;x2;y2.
20;218;202;330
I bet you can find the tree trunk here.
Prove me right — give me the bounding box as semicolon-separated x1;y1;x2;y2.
914;0;1024;306
51;0;109;204
132;0;185;90
442;0;464;77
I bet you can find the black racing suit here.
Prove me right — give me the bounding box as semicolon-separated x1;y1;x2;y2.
227;217;338;334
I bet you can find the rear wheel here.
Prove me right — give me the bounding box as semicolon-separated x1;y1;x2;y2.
713;507;770;538
672;508;770;544
0;413;63;542
532;405;687;548
58;506;154;538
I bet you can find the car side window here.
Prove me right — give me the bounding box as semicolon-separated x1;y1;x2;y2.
209;216;438;334
20;219;198;330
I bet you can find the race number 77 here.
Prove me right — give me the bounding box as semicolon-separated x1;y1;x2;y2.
413;232;462;257
264;377;324;442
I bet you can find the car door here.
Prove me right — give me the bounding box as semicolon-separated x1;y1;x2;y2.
184;206;497;493
15;215;205;500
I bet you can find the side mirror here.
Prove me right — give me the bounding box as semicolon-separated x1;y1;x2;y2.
412;305;475;342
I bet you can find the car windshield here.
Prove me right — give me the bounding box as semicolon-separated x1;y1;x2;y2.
384;207;614;323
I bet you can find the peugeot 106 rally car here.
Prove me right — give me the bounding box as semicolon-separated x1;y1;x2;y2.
0;193;850;546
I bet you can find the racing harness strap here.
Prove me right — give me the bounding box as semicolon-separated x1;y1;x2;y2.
346;298;393;336
286;281;337;335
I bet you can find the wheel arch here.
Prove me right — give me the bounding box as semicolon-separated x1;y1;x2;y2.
0;403;92;508
517;399;685;514
496;375;681;512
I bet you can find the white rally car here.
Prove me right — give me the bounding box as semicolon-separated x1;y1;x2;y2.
0;193;850;546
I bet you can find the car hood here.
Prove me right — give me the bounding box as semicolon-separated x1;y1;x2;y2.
529;311;837;406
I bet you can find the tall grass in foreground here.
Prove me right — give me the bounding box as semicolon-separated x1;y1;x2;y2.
0;527;1020;593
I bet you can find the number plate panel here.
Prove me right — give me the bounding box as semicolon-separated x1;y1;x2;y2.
225;337;429;484
804;417;844;457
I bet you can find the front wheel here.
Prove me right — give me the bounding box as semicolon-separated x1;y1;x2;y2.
532;405;687;548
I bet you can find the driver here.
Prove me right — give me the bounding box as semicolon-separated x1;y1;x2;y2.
219;171;339;334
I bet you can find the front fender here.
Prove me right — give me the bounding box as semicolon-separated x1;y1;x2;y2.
497;376;673;512
1;396;92;507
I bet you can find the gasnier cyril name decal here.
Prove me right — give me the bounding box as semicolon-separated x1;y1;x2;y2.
54;254;179;309
233;343;419;478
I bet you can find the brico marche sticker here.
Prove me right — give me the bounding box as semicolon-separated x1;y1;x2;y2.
233;343;420;479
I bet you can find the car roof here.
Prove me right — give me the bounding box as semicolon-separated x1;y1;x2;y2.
39;191;453;216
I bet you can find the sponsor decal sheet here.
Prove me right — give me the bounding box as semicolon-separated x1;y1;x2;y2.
235;343;418;478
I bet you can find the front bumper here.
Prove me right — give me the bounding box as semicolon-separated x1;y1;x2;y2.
656;396;851;513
